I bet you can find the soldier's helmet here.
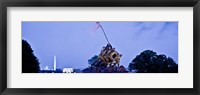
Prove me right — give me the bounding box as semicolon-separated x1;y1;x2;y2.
106;43;112;49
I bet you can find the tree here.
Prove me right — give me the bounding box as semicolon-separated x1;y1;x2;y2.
22;39;40;73
128;50;178;73
88;55;98;66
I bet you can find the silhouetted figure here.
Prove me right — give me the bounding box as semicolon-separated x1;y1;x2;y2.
22;39;40;73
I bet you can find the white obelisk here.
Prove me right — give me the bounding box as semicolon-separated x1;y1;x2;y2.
54;55;56;71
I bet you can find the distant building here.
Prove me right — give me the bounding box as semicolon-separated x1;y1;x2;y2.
44;66;49;70
54;55;56;71
40;55;63;73
63;68;74;73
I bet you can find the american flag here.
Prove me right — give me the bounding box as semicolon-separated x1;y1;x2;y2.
92;22;110;43
93;22;102;31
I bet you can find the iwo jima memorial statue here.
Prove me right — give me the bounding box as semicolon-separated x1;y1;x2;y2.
83;22;127;73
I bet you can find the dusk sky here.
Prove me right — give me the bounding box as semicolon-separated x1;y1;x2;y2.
22;22;178;70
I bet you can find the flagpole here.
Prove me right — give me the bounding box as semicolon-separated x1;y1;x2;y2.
97;22;110;44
